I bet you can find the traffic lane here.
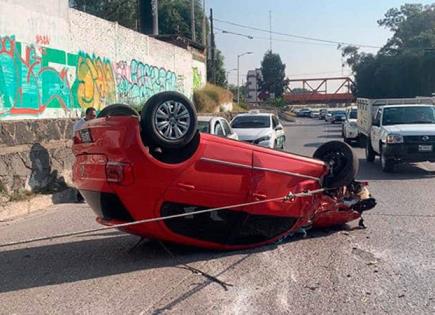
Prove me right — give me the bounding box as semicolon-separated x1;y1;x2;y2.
284;118;435;312
0;205;224;314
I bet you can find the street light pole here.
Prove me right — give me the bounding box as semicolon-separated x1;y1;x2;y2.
237;52;252;104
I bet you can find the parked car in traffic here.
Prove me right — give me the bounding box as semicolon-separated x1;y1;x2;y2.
342;106;359;144
357;97;435;172
310;110;320;118
325;111;335;122
230;112;285;149
296;108;312;117
319;109;328;120
197;116;238;140
331;111;347;124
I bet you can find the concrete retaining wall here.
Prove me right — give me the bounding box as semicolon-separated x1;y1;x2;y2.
0;119;75;196
0;0;206;121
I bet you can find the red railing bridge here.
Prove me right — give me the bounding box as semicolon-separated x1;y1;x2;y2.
284;77;355;104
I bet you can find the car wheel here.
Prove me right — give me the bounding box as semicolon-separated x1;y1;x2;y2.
97;104;139;118
380;146;395;172
313;141;359;188
365;138;376;162
141;91;197;149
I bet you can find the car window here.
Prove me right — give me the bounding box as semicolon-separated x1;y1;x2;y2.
215;122;225;136
197;121;210;133
375;110;382;123
231;115;271;128
349;110;358;119
221;119;232;135
382;106;435;125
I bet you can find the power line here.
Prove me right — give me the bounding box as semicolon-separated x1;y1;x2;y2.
214;17;382;49
214;27;339;48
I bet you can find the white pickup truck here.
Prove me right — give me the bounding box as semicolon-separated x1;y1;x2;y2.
357;98;435;172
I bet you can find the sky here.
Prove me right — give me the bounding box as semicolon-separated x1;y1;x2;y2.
206;0;435;89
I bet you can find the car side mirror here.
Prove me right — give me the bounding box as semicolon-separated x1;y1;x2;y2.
373;119;380;127
275;126;283;131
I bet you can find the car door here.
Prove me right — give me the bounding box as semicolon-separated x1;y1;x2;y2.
221;118;238;140
272;115;285;148
162;137;254;245
214;120;225;137
371;109;382;153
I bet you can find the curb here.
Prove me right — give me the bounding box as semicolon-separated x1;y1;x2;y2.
0;188;78;221
0;195;54;221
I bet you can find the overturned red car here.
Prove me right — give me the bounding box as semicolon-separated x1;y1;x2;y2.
72;92;376;250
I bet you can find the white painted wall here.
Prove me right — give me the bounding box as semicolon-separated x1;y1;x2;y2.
0;0;206;120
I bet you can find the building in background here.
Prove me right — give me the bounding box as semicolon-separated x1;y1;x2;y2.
246;69;262;103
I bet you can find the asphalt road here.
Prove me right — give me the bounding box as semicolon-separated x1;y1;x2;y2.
0;118;434;315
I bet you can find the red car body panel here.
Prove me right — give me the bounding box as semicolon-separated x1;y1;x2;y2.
72;116;365;250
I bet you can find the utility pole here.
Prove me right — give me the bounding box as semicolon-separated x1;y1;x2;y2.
269;10;272;52
202;0;207;46
210;8;216;84
191;0;196;42
152;0;159;35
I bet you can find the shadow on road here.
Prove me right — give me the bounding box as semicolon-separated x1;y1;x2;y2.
0;234;279;294
357;159;435;181
0;223;353;294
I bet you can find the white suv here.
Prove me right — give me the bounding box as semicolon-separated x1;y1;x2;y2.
230;112;285;149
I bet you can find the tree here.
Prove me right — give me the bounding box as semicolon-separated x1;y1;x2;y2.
159;0;206;41
70;0;227;87
70;0;138;30
259;51;288;98
206;49;227;88
70;0;207;41
342;4;435;98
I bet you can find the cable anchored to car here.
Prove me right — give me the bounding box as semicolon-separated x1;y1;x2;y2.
0;189;328;249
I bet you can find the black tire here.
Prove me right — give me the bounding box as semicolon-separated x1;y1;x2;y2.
141;91;197;149
380;145;395;173
313;141;359;188
365;138;376;162
97;104;139;118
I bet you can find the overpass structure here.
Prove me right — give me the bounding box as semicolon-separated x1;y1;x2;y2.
284;77;355;104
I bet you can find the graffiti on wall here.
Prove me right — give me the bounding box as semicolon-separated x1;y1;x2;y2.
0;35;74;116
0;35;116;118
192;67;202;90
0;34;191;119
115;59;179;106
75;53;116;111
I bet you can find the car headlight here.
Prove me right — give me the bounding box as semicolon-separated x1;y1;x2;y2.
386;134;404;144
255;135;271;144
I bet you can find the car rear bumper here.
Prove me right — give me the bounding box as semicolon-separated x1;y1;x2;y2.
81;190;134;222
383;144;435;162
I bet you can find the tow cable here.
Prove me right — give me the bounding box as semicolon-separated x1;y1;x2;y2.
0;189;328;249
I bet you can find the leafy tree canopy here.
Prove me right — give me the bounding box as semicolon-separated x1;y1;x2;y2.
259;51;289;98
342;4;435;98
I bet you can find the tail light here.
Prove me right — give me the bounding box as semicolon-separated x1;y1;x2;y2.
106;162;134;185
